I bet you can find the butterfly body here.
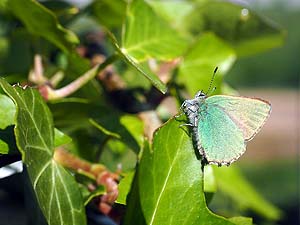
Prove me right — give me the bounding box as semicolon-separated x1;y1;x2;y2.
181;91;271;166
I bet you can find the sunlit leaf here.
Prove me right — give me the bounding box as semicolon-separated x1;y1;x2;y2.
116;171;135;205
178;32;236;95
0;94;16;154
0;139;8;154
122;0;188;61
107;0;190;94
148;0;194;36
204;165;217;203
229;217;252;225
0;94;15;129
7;0;79;53
0;79;86;225
0;126;17;155
137;118;234;225
54;128;72;148
204;165;217;193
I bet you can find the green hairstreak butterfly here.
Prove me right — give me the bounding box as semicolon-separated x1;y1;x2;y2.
179;69;271;166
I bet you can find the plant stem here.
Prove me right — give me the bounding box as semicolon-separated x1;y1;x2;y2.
53;147;106;178
29;54;47;84
47;54;119;100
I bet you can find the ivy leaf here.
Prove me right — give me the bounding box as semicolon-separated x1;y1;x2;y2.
0;79;86;225
137;118;234;225
178;32;236;95
213;165;282;220
7;0;79;53
0;93;71;153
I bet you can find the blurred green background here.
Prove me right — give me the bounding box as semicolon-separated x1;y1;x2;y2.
226;0;299;88
223;1;299;225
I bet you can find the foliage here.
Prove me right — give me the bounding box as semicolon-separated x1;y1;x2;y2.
0;0;284;225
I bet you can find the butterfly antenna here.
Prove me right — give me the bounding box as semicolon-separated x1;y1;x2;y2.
206;67;218;95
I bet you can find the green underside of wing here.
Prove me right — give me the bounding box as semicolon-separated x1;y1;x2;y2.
205;95;271;141
198;104;245;164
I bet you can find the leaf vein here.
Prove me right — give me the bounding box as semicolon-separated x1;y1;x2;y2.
13;88;52;155
150;127;183;225
55;163;76;224
33;160;51;189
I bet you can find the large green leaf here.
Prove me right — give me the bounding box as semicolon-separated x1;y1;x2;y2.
122;0;188;61
213;165;282;220
137;118;234;225
184;1;285;57
0;79;86;225
147;0;194;37
7;0;79;53
107;0;190;94
178;33;236;95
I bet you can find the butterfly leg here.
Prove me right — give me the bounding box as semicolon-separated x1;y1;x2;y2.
175;102;186;118
175;112;184;118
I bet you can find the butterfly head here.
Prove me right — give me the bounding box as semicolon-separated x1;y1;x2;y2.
181;98;201;118
195;90;207;99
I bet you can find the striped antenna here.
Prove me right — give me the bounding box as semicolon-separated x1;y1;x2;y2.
206;67;218;95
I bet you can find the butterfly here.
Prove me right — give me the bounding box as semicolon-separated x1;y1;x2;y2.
179;69;271;166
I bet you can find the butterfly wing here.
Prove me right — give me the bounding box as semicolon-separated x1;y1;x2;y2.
206;95;271;141
198;95;271;165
